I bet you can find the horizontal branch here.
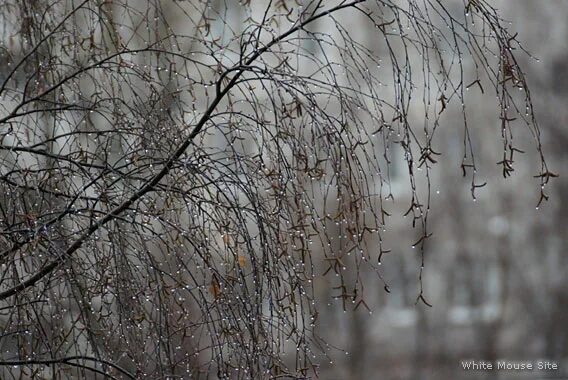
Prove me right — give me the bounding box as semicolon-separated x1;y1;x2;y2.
0;355;135;380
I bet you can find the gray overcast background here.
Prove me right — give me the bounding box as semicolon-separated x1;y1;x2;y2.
0;1;566;379
317;1;568;379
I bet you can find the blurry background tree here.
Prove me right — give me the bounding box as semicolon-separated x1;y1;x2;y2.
0;0;559;379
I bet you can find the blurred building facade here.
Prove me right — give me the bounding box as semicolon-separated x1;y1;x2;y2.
315;1;568;379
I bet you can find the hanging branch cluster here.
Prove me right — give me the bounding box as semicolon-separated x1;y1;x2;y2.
0;0;552;378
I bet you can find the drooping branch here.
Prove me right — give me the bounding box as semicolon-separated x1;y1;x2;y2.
0;0;366;299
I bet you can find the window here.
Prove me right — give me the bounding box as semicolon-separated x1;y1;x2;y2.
448;257;502;324
381;254;418;326
208;0;243;47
